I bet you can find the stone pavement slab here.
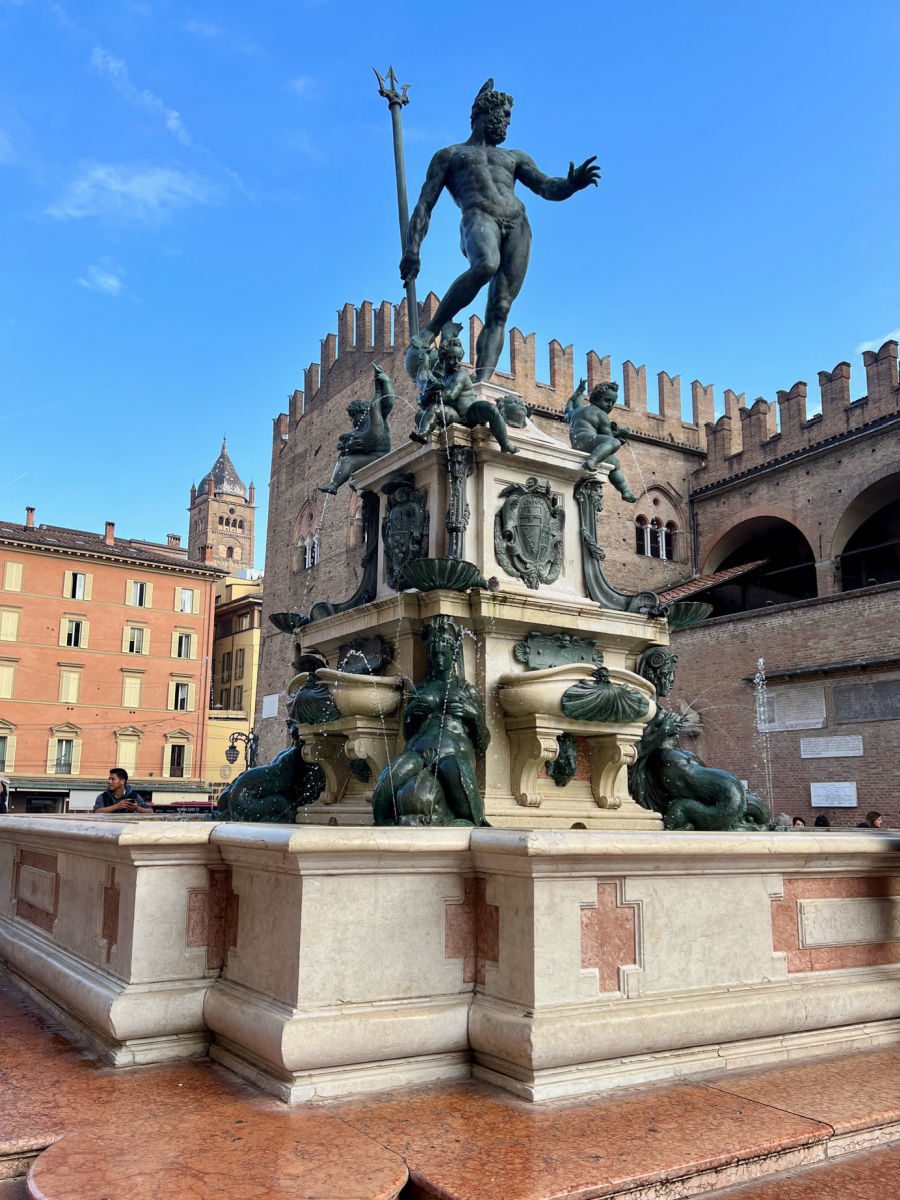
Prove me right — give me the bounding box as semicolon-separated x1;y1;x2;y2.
710;1144;900;1198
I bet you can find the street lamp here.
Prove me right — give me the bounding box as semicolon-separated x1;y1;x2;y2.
225;730;258;770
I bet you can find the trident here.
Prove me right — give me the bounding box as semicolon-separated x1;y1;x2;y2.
374;66;419;337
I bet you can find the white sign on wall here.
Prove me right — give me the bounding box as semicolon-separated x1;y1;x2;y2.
261;693;280;719
759;686;827;732
810;781;858;808
800;736;864;759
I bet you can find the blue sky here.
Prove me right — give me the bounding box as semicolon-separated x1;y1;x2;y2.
1;0;897;563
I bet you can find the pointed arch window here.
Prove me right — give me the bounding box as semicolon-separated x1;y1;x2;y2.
635;516;678;559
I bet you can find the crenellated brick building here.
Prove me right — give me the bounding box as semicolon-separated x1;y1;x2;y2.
258;297;900;823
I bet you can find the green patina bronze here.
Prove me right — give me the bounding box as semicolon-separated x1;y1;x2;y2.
400;79;599;382
408;334;519;453
336;636;394;676
216;733;325;823
319;364;394;495
269;491;380;631
372;615;490;826
288;673;341;726
666;600;714;629
565;380;637;503
573;477;666;614
513;631;603;671
561;666;650;723
637;646;678;699
631;710;771;830
396;557;490;593
494;476;564;590
496;393;532;428
382;473;430;591
547;733;579;787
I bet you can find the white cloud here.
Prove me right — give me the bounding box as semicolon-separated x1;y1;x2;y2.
856;329;900;354
184;20;222;38
91;45;191;146
47;163;216;223
49;3;76;28
287;76;318;98
77;260;125;295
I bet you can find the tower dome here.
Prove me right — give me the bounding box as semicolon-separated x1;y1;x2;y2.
197;439;247;501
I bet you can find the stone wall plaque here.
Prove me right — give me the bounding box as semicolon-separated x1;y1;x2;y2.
810;781;857;808
834;679;900;725
800;736;863;759
799;897;900;947
261;693;279;719
760;686;826;732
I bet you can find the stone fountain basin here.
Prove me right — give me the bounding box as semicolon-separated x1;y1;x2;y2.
497;662;656;721
314;668;403;718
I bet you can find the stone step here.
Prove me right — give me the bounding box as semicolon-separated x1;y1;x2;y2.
3;968;899;1199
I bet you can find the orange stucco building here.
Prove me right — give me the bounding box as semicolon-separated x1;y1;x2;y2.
0;508;224;812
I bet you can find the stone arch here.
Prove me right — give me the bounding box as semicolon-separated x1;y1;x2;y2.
831;460;900;559
700;511;818;611
702;506;817;574
831;463;900;591
634;485;686;561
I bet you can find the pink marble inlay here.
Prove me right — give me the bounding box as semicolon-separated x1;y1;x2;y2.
772;875;900;973
100;867;119;964
445;876;499;985
13;849;60;934
186;867;239;970
581;879;639;993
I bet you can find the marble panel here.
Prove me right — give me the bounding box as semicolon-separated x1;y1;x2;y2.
799;897;900;947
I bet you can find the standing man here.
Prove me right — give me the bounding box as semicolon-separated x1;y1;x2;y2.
93;768;152;815
400;79;600;382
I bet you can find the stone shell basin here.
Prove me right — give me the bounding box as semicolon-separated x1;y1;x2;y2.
314;668;404;718
497;662;657;723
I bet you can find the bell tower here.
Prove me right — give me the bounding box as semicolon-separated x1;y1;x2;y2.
188;439;256;571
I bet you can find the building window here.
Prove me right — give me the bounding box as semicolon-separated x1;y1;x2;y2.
237;612;251;632
130;581;149;607
0;735;7;771
55;739;74;774
233;685;243;710
635;517;677;560
66;619;84;648
122;674;142;707
127;627;145;654
59;669;81;704
220;687;231;709
234;648;245;680
303;533;320;570
221;651;232;683
0;661;15;700
0;608;20;642
178;588;195;614
173;682;190;711
218;516;224;526
69;572;87;600
3;562;23;592
176;633;193;659
169;744;185;778
226;546;234;560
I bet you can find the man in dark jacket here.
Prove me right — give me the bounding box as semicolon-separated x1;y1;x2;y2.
93;768;152;814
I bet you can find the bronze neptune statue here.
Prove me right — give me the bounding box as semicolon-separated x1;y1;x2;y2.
400;79;599;382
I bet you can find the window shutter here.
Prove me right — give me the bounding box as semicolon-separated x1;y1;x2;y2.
187;682;196;711
183;744;193;778
162;746;171;778
3;562;22;591
123;675;141;707
4;735;15;772
63;571;73;599
0;664;13;699
167;681;176;710
125;579;134;606
192;589;200;614
84;574;93;601
145;582;154;608
142;628;150;655
80;621;90;650
71;740;82;776
170;631;178;658
190;634;197;661
60;620;69;648
0;610;18;641
121;626;130;653
46;738;57;774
